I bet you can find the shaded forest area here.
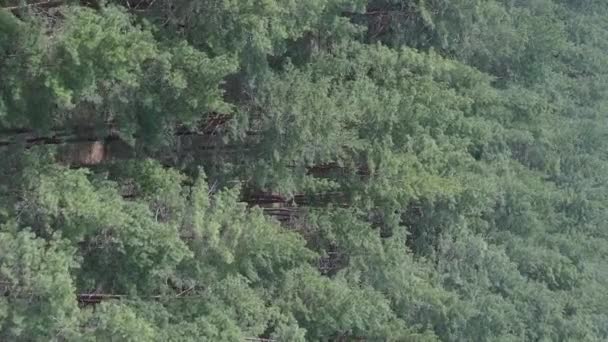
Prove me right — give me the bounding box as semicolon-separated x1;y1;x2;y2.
1;0;608;341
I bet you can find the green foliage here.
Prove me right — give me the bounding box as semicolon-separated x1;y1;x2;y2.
0;227;80;341
83;302;157;342
129;0;363;75
1;0;608;340
0;5;235;142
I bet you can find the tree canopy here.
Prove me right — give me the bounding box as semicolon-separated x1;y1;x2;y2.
1;0;608;340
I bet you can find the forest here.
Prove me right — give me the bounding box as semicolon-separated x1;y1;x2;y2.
0;0;607;340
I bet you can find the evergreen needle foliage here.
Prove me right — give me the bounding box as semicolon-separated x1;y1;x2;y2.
0;0;607;340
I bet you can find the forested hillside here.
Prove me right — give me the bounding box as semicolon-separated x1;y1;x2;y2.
1;0;607;340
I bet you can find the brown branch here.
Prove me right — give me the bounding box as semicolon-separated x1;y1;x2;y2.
0;280;205;303
341;10;392;17
2;0;65;10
